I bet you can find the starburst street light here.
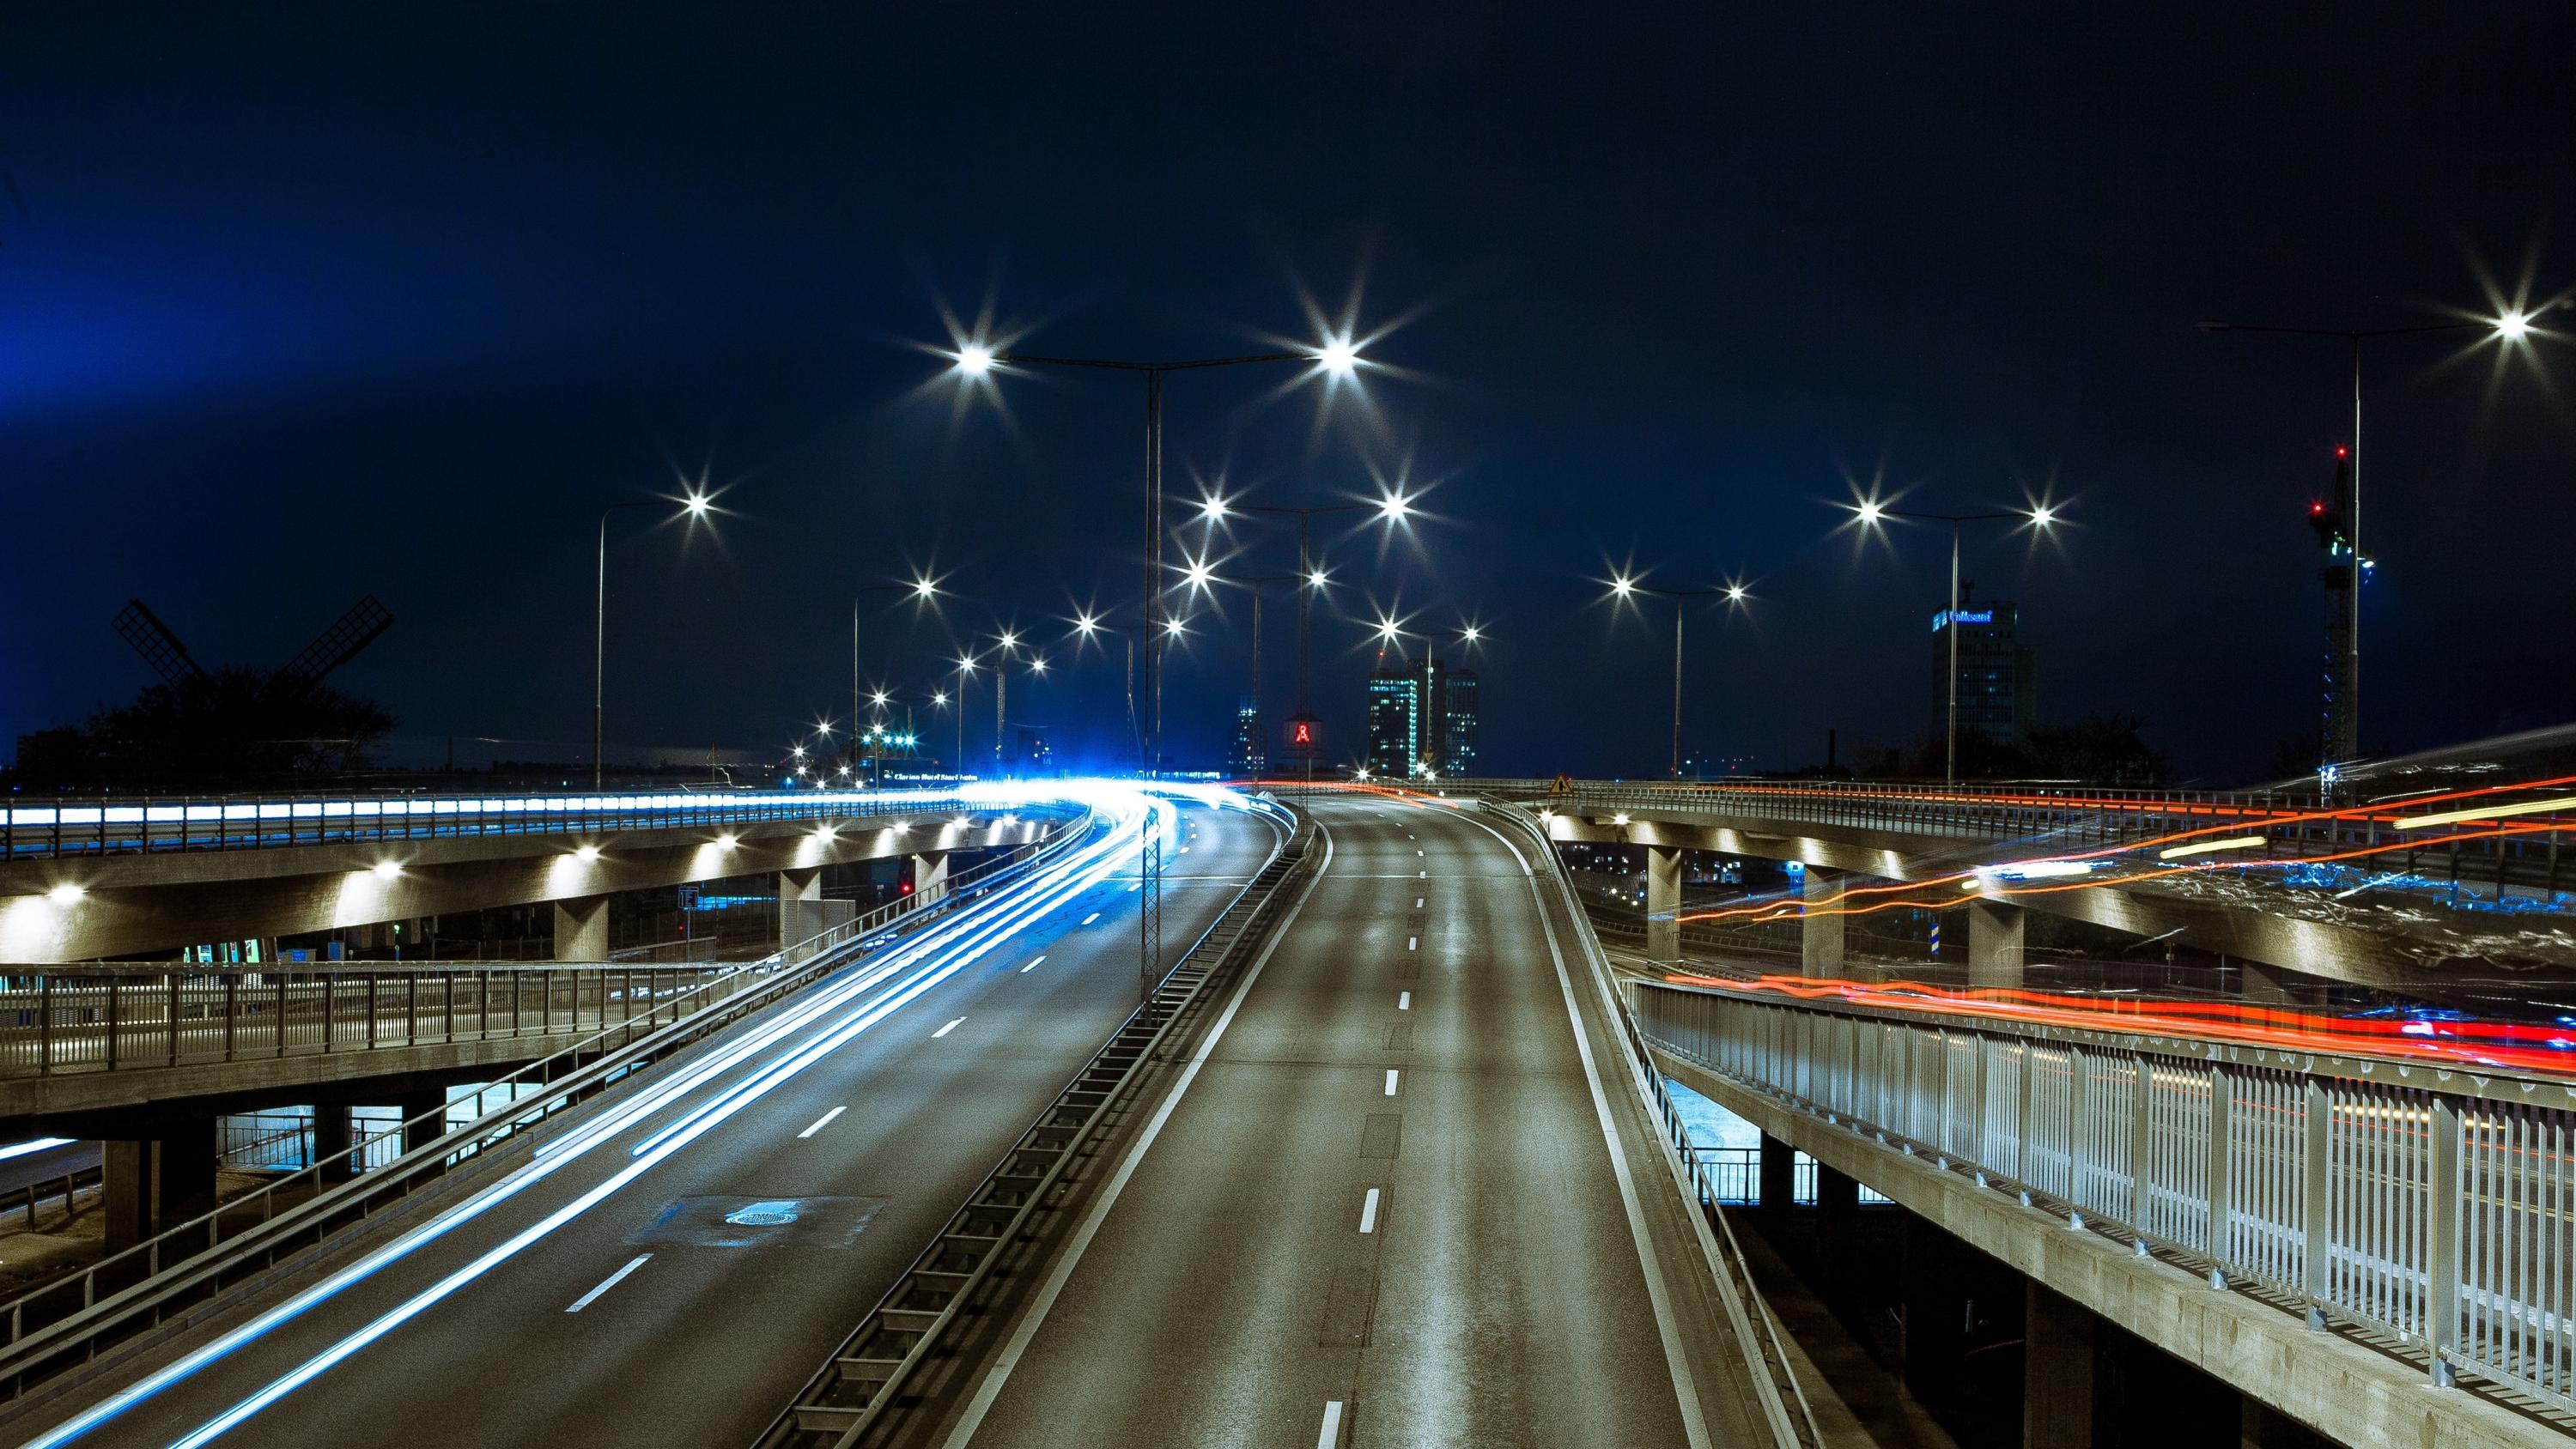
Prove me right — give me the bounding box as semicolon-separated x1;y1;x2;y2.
854;572;947;755
2195;299;2562;773
1846;500;2061;783
592;486;725;789
938;324;1386;789
1600;572;1754;780
1180;557;1217;593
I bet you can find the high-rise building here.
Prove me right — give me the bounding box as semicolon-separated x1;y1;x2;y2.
1930;592;2035;747
1364;656;1482;778
1229;698;1267;777
1365;664;1418;778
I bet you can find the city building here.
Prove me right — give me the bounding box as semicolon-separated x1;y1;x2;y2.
1929;591;2035;747
1229;699;1267;777
1364;655;1481;779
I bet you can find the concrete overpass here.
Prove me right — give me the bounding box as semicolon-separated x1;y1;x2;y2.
0;786;1074;962
1425;776;2576;991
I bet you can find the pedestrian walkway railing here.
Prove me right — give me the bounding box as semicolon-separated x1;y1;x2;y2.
1628;973;2576;1416
0;807;1097;1399
1446;775;2573;909
2;787;983;860
0;961;758;1082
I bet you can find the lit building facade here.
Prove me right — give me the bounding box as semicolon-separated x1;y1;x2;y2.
1364;656;1480;778
1930;594;2035;747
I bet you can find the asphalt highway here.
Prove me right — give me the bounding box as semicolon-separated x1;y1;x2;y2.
949;795;1767;1448
4;795;1279;1449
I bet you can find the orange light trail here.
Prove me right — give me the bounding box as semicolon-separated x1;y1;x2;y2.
1662;969;2576;1078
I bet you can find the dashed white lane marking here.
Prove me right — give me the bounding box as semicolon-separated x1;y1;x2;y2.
1413;897;1423;908
1127;882;1142;892
566;1254;651;1313
1406;936;1417;950
933;1016;965;1039
1416;849;1425;857
1020;955;1047;973
1080;912;1101;925
1419;870;1427;878
1398;991;1411;1009
1318;1400;1346;1448
1359;1188;1381;1234
1383;1070;1400;1096
797;1106;847;1139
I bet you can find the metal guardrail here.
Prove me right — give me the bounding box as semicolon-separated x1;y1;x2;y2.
1448;775;2573;907
0;962;753;1083
0;808;1098;1397
2;788;984;860
756;794;1307;1448
1629;973;2576;1417
1477;801;1820;1449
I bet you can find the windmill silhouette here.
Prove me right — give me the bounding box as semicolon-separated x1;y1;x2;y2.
110;595;394;694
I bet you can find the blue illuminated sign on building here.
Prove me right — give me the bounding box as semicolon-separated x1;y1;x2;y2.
1930;609;1995;632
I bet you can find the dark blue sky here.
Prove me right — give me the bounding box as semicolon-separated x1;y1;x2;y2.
5;5;2571;782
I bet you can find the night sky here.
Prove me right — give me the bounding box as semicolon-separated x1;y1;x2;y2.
5;6;2571;784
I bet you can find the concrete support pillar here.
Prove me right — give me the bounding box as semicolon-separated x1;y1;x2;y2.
1757;1132;1797;1216
909;852;950;910
1967;898;2026;991
779;867;823;949
2025;1281;2098;1448
1644;845;1682;961
101;1121;220;1252
2235;959;2299;1005
1899;1212;1969;1408
1800;865;1845;979
552;895;610;961
1814;1161;1861;1300
397;1088;449;1155
312;1103;357;1183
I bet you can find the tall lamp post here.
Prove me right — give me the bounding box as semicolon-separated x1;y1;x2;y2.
1195;491;1416;753
851;576;943;770
1847;501;2054;785
1607;576;1748;781
592;490;711;789
2196;307;2539;768
949;336;1364;778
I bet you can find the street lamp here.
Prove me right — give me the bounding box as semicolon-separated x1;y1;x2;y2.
593;490;713;789
946;333;1374;777
1605;574;1751;780
852;574;943;770
2196;306;2544;767
1194;488;1418;761
1845;503;2055;784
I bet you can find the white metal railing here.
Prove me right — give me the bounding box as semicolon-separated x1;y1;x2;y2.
2;786;993;859
1630;977;2576;1412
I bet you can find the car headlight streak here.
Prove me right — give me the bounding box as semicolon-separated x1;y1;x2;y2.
29;784;1172;1449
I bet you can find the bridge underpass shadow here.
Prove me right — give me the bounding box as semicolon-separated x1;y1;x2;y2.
1733;1157;2342;1448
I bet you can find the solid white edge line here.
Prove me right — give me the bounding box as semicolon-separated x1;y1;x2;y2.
933;1016;964;1039
564;1254;650;1313
1358;1188;1380;1234
1020;955;1046;973
796;1106;847;1139
1461;809;1716;1449
1318;1399;1346;1448
937;824;1335;1449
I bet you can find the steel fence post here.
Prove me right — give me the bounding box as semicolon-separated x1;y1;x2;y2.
2427;1094;2464;1386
